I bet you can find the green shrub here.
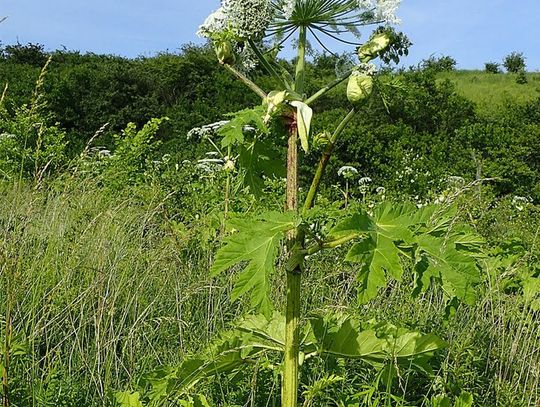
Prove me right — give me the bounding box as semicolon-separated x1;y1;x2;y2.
0;58;67;181
421;55;457;72
484;62;500;74
503;51;526;73
516;70;528;84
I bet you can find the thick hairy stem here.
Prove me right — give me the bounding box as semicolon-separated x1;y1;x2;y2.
283;126;300;407
223;63;267;99
303;108;356;212
282;25;307;407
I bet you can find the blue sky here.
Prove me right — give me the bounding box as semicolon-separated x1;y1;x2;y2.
1;0;539;70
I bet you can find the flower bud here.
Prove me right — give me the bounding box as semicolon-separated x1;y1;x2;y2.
215;40;235;65
223;156;235;173
347;71;373;104
357;32;392;63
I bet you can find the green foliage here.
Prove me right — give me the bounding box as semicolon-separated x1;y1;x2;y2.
421;55;457;72
1;39;540;406
502;51;526;73
0;60;67;180
484;62;500;74
125;311;445;405
0;42;48;66
237;138;286;196
307;313;446;369
431;392;474;407
516;69;528;84
217;106;286;196
330;202;482;304
219;106;268;147
211;212;297;316
102;117;167;187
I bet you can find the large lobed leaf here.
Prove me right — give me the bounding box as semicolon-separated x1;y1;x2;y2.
218;106;267;148
237;139;285;196
307;313;446;370
330;202;483;305
211;211;297;316
125;312;445;405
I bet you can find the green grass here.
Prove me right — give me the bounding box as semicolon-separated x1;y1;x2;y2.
0;179;240;405
438;70;540;115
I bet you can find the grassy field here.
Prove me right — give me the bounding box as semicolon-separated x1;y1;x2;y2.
1;175;539;406
438;70;540;115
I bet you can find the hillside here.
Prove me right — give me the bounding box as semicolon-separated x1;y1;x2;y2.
438;70;540;115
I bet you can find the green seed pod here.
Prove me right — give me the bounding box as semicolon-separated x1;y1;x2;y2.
215;40;235;65
347;71;373;104
357;32;392;63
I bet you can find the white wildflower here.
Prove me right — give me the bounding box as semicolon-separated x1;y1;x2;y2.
198;0;272;40
281;0;296;19
512;196;531;211
447;175;465;188
338;165;358;178
187;120;229;140
359;176;372;195
196;158;224;174
376;186;385;194
434;194;446;205
197;7;228;38
198;158;224;164
97;148;111;158
357;0;372;9
359;176;372;184
357;62;377;76
357;0;401;24
222;0;272;39
237;44;259;72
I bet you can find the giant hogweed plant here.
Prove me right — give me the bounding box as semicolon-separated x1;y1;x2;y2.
119;1;482;405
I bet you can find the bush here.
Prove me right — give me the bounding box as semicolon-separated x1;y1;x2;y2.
503;51;526;73
0;42;48;66
421;55;456;72
516;70;528;85
484;62;500;74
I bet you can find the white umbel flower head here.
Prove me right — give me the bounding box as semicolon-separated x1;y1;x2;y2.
357;0;401;24
358;62;377;75
512;196;531;211
198;0;272;40
359;176;372;184
281;0;296;19
338;165;359;178
222;0;272;39
197;7;228;38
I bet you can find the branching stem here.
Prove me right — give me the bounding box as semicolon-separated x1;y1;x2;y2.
304;70;352;105
303;233;360;256
223;63;267;100
303;108;356;213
